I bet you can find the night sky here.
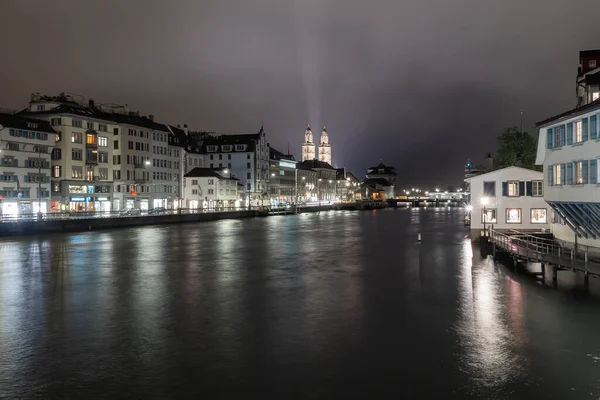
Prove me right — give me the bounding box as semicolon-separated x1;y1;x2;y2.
2;0;599;187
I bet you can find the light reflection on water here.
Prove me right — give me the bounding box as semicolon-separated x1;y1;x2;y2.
2;210;600;398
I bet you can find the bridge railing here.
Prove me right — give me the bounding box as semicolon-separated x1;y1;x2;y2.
489;229;593;266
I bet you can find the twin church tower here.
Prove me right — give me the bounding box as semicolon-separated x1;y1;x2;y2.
301;125;332;165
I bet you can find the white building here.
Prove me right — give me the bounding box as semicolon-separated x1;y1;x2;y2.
465;166;549;239
301;126;316;162
183;167;239;209
317;126;331;165
0;113;57;216
535;97;600;251
199;127;269;203
168;124;203;210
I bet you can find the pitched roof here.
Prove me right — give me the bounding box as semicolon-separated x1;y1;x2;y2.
0;113;56;134
270;147;295;161
296;159;335;170
535;98;600;127
463;166;542;181
184;168;238;180
366;162;397;175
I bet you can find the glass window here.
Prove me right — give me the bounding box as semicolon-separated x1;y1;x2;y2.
531;209;547;224
532;180;543;196
506;208;522;224
52;165;61;178
574;161;583;184
483;181;495;196
590;60;597;68
71;132;82;143
98;136;108;147
507;181;519;196
553;164;562;185
482;208;497;223
554;127;561;147
575;120;583;143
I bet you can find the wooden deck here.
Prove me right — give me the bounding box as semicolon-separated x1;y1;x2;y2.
489;229;600;278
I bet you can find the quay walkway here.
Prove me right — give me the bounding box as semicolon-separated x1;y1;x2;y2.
488;229;600;283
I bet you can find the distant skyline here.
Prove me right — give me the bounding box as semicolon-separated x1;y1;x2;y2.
2;0;600;186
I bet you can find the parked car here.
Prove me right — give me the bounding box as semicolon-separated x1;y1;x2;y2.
120;208;141;216
149;207;166;215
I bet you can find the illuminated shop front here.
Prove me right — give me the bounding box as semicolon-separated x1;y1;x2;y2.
52;181;114;213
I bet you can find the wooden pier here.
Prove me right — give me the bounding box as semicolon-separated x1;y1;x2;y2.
488;229;600;285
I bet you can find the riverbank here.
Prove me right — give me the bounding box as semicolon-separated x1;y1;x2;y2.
0;205;334;237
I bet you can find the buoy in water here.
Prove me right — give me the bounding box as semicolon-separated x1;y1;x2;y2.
417;232;422;242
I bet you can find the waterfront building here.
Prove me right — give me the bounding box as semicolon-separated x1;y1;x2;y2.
183;167;239;209
365;162;397;198
535;96;600;252
576;49;600;106
21;95;119;212
335;168;360;201
301;125;316;162
296;159;336;202
0;113;57;216
168;124;203;210
199;126;269;205
268;147;297;206
465;166;549;240
317;126;331;165
296;165;318;203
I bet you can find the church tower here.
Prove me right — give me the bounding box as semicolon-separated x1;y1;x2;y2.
318;126;332;165
302;125;316;161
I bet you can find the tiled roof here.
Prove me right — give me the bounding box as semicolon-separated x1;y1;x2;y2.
367;162;397;175
270;147;295;161
0;113;56;134
296;159;335;170
184;168;238;180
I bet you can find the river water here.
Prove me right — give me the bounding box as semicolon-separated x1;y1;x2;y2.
1;208;600;399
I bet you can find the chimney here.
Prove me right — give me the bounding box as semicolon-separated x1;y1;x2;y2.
177;124;181;128
485;153;494;171
183;124;188;134
148;114;154;121
89;99;95;109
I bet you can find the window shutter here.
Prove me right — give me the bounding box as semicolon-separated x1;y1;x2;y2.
547;129;554;149
567;123;573;145
548;165;554;186
526;181;533;196
583;118;589;142
519;181;525;196
567;162;573;185
591;115;597;140
591;159;598;184
561;164;566;184
583;160;589;184
560;125;566;146
502;182;508;196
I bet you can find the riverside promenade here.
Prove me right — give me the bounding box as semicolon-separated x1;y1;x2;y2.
0;205;334;237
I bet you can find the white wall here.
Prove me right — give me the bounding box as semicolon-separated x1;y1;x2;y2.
183;176;238;205
467;167;549;231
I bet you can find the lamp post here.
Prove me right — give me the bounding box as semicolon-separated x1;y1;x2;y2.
36;144;44;221
481;197;489;237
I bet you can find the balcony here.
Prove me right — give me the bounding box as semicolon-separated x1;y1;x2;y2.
134;161;151;169
86;152;98;165
134;178;148;184
86;131;98;149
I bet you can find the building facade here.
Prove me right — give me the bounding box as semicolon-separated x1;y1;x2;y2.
296;159;336;202
200;127;269;204
301;126;316;162
365;163;397;198
535;98;600;251
0;113;57;216
183;167;239;209
577;49;600;107
465;166;549;240
318;127;331;165
269;147;297;205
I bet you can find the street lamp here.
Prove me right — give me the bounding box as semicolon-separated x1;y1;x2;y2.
481;197;489;237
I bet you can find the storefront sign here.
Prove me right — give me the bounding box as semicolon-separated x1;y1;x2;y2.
279;160;296;169
69;185;87;194
97;197;108;201
70;196;86;202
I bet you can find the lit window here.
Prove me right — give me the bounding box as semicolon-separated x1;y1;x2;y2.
554;127;562;147
531;209;547;224
590;60;597;68
98;136;108;147
574;161;584;184
507;181;519;196
575;120;583;143
593;92;600;101
553;164;562;185
532;180;543;196
506;208;522;224
482;208;497;223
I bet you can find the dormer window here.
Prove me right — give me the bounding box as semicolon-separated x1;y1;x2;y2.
207;145;218;152
235;144;246;151
222;145;232;152
590;60;597;69
26;122;38;129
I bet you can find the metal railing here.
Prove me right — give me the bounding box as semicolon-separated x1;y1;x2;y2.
490;229;597;268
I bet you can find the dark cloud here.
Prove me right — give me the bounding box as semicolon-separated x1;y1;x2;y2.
1;0;598;187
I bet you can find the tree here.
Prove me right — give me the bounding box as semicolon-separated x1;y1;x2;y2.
494;127;540;171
